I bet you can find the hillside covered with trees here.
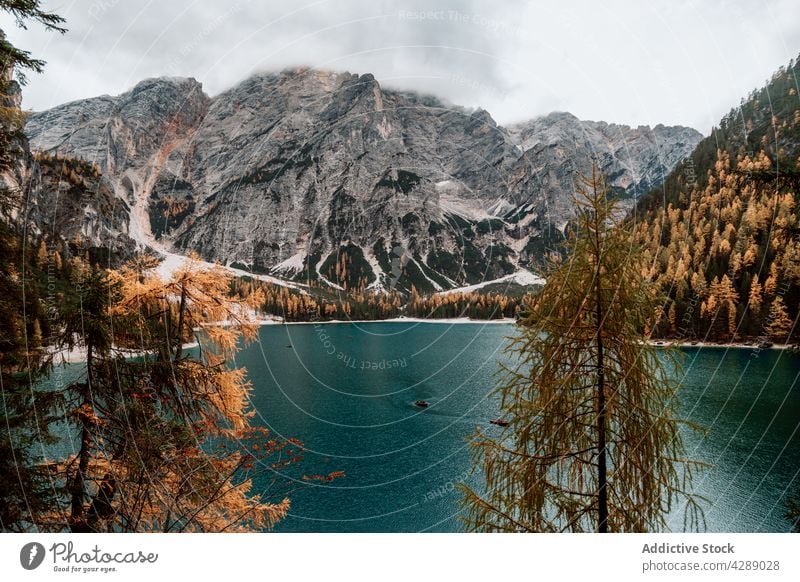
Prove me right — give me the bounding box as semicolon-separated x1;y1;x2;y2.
635;55;800;343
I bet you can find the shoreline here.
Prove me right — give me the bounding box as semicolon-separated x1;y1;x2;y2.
260;317;797;346
647;339;794;351
256;316;518;326
49;316;796;365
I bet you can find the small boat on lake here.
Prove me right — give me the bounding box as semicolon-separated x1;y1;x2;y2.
415;400;430;408
490;419;509;427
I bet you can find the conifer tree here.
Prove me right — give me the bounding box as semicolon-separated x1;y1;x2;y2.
766;296;793;341
0;1;65;83
0;0;64;532
462;166;704;532
54;254;315;532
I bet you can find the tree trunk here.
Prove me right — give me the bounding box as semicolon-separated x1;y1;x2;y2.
595;273;608;532
592;169;609;533
70;344;93;532
174;282;187;360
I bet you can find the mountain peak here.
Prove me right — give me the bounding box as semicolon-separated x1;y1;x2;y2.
24;68;702;292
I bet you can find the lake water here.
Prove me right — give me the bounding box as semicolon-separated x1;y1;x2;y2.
236;321;800;533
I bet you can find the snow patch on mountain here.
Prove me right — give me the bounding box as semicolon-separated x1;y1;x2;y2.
437;269;545;296
271;251;306;275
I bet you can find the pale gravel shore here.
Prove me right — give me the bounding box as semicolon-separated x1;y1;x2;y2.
48;346;151;365
647;339;793;351
257;316;517;326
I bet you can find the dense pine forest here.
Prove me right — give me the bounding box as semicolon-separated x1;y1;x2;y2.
635;55;800;343
246;277;528;321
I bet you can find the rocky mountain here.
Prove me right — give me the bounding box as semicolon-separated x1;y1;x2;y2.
0;34;27;209
508;112;703;201
24;68;702;293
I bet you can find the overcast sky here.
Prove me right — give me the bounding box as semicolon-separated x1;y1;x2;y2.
1;0;799;133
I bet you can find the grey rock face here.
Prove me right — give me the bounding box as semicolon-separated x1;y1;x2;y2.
0;29;28;213
507;112;703;203
23;76;207;259
25;69;702;292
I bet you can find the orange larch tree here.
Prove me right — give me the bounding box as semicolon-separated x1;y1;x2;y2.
56;254;326;532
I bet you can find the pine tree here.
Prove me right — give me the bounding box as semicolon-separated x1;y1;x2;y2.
35;239;47;268
0;0;64;532
766;296;793;341
0;2;65;84
668;301;677;334
748;276;763;313
53;254;320;532
462;166;704;532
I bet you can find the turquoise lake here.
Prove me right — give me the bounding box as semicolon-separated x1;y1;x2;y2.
232;321;800;533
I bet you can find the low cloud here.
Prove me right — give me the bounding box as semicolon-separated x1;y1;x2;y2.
1;0;798;132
